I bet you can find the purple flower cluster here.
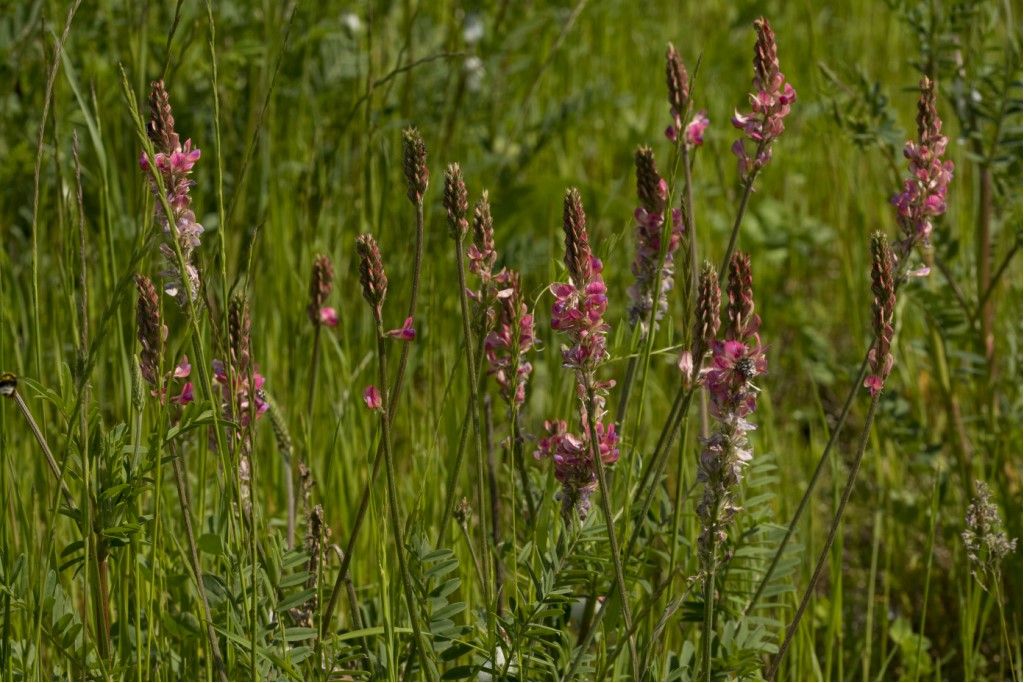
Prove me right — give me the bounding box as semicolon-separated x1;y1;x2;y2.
141;80;204;305
892;77;954;249
212;360;269;428
484;270;534;407
731;18;796;180
535;189;619;521
535;416;618;520
696;253;765;561
628;147;684;333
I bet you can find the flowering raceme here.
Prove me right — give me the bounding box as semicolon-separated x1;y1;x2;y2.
892;77;954;250
141;80;204;305
731;18;796;180
697;253;765;562
628;147;684;333
535;189;619;521
484;269;534;407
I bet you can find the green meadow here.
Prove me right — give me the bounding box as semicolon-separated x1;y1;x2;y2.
0;1;1020;680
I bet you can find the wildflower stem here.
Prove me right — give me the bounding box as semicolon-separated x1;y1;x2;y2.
510;410;537;524
717;168;759;283
170;445;228;681
584;383;639;681
306;325;322;416
374;326;435;679
565;384;697;681
744;349;870;616
701;502;719;681
766;393;881;680
435;335;488;547
452;229;494;611
745;247;916;617
322;198;425;636
912;471;940;681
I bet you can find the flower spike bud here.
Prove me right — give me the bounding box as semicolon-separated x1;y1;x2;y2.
726;252;759;342
693;261;721;356
666;43;690;117
444;163;469;239
135;274;163;386
356;233;388;315
307;254;335;326
471;190;496;277
864;232;896;396
562;187;593;285
402;127;429;204
147;79;179;154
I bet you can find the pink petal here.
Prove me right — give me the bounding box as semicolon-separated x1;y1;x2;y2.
173;356;191;379
363;385;383;410
319;306;339;327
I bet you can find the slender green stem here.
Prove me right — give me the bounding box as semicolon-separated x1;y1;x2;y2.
323;198;425;636
746;248;917;615
584;383;638;681
701;505;719;682
171;448;228;681
452;232;488;555
744;350;871;615
717;170;758;283
374;328;435;679
564;385;696;680
912;471;940;681
766;394;881;680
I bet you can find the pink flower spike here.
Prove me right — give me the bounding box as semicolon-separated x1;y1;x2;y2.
386;316;416;341
173;381;194;405
319;306;339;327
363;385;383;410
863;374;884;396
173;356;191;379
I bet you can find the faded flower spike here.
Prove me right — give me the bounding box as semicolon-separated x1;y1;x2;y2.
864;233;896;396
307;254;335;326
402;127;429;204
140;80;204;305
892;77;954;249
444;163;469;239
664;43;690;142
730;17;796;180
963;480;1018;584
628;147;683;333
356;233;388;315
